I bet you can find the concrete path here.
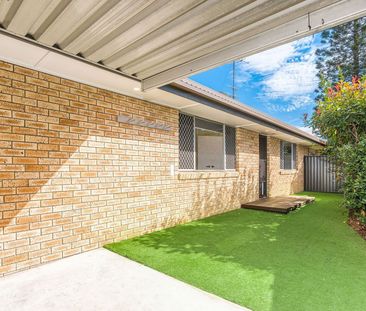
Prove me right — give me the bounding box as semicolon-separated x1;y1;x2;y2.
0;248;249;311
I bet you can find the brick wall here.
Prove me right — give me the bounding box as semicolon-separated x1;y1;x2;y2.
267;137;308;196
0;60;308;276
0;60;270;276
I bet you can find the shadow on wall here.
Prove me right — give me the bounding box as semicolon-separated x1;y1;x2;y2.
0;137;86;230
1;128;177;239
267;167;302;197
290;168;301;193
1;135;259;255
155;169;258;231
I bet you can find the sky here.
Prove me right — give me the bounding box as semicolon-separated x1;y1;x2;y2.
191;33;323;133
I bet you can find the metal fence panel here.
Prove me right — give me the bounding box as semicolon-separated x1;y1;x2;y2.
304;156;342;193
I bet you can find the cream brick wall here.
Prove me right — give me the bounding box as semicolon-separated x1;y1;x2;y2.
0;60;309;276
0;60;267;276
267;137;308;196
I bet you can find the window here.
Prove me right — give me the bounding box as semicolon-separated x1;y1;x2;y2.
179;113;236;170
280;141;297;170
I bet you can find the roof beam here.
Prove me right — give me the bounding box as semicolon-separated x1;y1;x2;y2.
0;0;22;29
59;0;121;49
7;0;52;36
104;0;257;69
124;0;312;76
136;0;333;79
62;0;150;54
31;0;72;40
84;0;195;62
142;0;366;90
37;0;106;46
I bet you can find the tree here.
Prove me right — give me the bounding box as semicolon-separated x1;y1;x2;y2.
311;77;366;146
315;17;366;97
308;77;366;222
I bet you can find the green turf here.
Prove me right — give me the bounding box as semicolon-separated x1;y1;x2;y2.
105;193;366;311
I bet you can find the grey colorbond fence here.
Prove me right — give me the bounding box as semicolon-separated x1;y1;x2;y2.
304;155;342;193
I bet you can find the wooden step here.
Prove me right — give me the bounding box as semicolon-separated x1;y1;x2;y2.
241;196;315;214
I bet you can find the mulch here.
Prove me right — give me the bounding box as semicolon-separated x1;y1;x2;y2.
348;213;366;240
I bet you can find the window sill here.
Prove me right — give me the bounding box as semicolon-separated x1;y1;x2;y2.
178;170;239;180
280;169;297;175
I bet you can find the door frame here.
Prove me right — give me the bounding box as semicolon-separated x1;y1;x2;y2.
259;135;267;198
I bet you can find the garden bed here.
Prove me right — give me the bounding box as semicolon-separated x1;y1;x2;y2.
348;212;366;240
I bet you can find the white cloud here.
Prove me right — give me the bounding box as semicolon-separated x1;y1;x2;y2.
238;35;319;113
262;52;318;99
240;42;296;72
264;95;314;112
294;36;314;48
234;69;252;84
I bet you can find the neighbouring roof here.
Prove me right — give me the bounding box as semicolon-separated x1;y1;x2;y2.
166;79;326;146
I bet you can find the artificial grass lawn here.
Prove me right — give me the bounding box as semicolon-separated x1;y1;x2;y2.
105;193;366;311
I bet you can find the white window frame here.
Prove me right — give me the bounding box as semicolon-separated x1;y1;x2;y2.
281;141;297;170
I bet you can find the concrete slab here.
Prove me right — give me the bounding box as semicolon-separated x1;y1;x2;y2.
0;248;249;311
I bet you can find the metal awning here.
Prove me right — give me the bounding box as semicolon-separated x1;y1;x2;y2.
0;0;365;90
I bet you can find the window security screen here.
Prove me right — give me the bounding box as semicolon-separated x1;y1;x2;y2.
225;126;236;169
179;114;195;170
178;114;236;170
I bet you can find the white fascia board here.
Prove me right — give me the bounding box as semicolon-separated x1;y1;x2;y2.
142;0;366;90
0;32;143;99
0;31;217;113
0;33;50;68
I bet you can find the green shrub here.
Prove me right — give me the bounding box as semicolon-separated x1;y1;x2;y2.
308;76;366;219
342;138;366;221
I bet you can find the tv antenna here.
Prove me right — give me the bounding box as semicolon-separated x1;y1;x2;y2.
230;60;243;100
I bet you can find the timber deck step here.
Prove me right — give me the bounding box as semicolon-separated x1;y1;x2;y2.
241;196;315;214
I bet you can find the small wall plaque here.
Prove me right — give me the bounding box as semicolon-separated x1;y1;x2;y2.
118;114;172;131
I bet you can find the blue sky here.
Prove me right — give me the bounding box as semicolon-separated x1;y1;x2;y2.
191;34;322;133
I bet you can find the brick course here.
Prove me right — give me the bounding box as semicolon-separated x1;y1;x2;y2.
0;60;306;275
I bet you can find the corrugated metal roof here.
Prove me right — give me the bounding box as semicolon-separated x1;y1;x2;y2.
1;0;365;89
